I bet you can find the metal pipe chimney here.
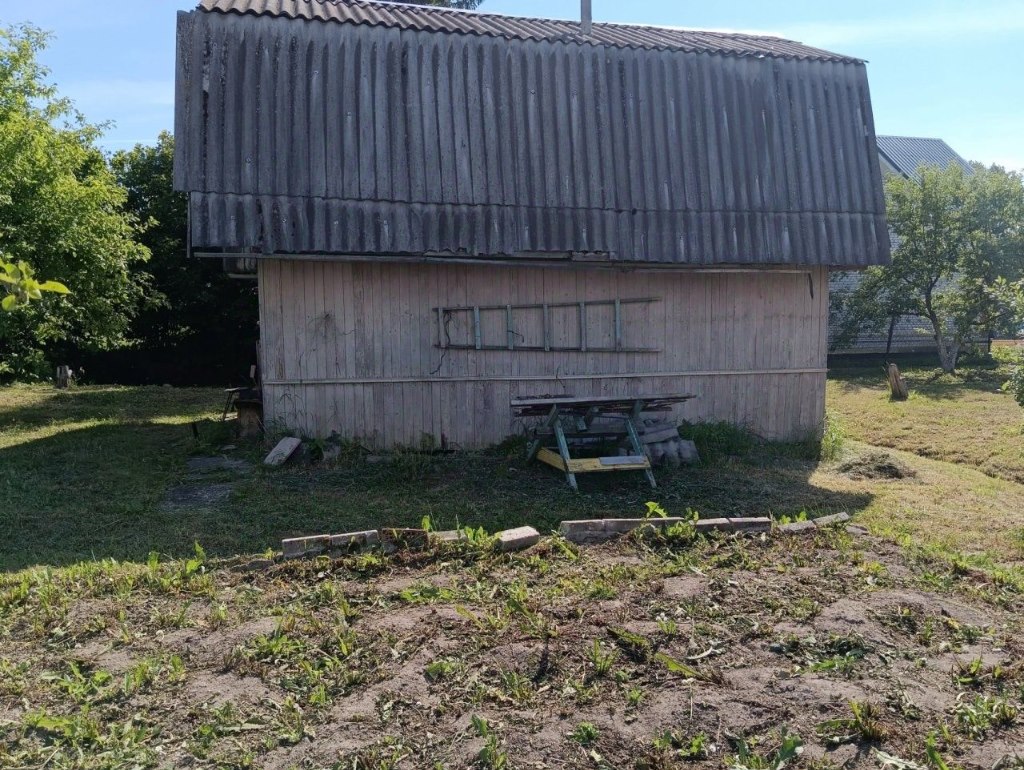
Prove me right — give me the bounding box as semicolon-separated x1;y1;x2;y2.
581;0;592;36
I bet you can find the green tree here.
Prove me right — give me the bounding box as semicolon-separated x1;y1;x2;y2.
832;163;1024;373
0;24;147;378
0;257;68;311
110;133;257;377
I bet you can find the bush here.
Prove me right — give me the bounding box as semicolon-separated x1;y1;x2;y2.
993;346;1024;409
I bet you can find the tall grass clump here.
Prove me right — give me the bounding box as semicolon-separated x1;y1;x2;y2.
677;421;755;464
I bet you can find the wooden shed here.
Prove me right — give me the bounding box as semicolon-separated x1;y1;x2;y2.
173;0;890;448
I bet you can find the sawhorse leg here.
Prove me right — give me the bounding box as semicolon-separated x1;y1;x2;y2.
553;419;579;492
526;405;560;461
625;402;657;489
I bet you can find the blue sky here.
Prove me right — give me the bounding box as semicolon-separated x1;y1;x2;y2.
8;0;1023;169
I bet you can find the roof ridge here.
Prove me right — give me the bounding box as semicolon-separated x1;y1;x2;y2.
197;0;860;63
299;0;803;44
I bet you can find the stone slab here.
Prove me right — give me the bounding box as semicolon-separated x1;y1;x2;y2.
693;517;732;532
813;513;851;528
778;520;816;535
330;530;379;550
495;526;541;552
282;534;331;559
432;529;467;543
264;437;302;466
728;517;772;533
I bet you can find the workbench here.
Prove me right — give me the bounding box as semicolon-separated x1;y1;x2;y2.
511;394;696;491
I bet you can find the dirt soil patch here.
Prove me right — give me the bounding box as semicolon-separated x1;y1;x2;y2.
1;529;1023;769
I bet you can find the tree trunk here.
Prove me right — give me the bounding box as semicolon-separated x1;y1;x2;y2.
926;303;960;374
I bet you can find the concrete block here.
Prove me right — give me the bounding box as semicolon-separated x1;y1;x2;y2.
846;524;870;536
559;519;610;543
282;534;331;559
729;517;772;533
778;520;816;535
677;439;700;465
694;517;732;532
495;526;541;552
264;437;302;466
640;426;681;444
813;513;851;529
329;530;379;551
432;529;466;543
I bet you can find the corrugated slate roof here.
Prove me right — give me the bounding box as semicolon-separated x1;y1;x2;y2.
876;135;973;180
174;3;890;266
198;0;860;63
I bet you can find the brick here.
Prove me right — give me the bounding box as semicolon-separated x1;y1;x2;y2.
813;513;851;529
778;520;816;535
495;526;541;552
846;524;870;537
604;517;687;534
264;436;302;466
728;517;772;533
281;534;331;559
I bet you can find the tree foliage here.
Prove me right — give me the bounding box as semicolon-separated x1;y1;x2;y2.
831;163;1024;372
0;24;147;379
108;132;257;382
0;257;68;311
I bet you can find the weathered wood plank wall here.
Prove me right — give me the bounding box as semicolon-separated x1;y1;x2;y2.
258;260;829;447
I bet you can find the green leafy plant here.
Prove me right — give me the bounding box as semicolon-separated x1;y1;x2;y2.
816;701;888;745
586;640;616;678
0;257;68;311
729;728;803;770
570;722;599;745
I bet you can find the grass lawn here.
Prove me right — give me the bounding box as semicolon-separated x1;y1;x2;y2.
2;380;1024;575
828;356;1024;484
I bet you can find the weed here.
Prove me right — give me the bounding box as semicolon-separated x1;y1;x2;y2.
626;688;645;708
608;627;653;662
952;657;1008;689
651;730;709;760
498;670;533;703
425;658;459;682
816;701;888;745
471;716;507;770
586;640;616;678
952;694;1018;739
729;728;803;770
570;722;600;745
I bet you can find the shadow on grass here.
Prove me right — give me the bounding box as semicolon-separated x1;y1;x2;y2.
0;418;874;571
829;355;1008;401
0;385;224;430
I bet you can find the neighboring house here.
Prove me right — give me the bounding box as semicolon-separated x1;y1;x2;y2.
173;0;889;448
829;135;974;354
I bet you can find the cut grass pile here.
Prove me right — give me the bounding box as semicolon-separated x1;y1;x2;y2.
1;528;1022;769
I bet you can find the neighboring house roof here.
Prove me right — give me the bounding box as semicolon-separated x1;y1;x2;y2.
876;135;973;180
175;0;890;267
198;0;860;62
